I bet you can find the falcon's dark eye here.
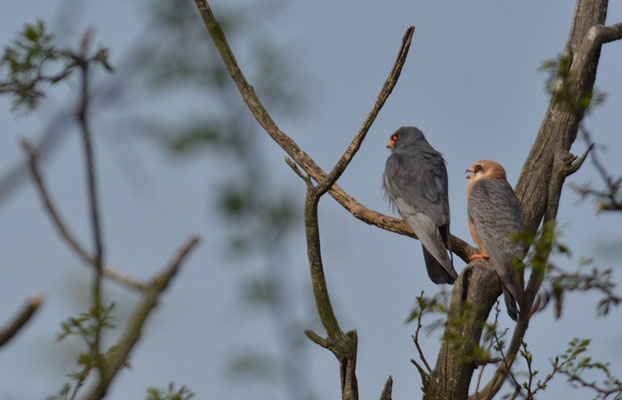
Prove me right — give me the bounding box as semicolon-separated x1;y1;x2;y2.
474;164;483;172
392;133;401;141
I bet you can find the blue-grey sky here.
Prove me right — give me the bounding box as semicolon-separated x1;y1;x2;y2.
1;1;621;399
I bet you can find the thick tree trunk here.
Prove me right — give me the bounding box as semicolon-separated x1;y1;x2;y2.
424;261;500;400
427;1;611;399
515;0;608;231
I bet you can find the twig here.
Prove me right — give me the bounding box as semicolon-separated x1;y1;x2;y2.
314;25;414;196
83;235;200;400
474;301;502;398
21;139;146;291
490;314;521;393
520;341;535;399
411;291;432;376
547;262;621;316
74;32;107;389
473;353;488;398
193;0;477;264
0;295;45;347
556;369;622;398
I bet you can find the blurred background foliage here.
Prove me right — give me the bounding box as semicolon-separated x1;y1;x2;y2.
137;4;313;397
1;0;315;399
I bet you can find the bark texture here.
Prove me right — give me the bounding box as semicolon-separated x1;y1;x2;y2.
425;262;501;400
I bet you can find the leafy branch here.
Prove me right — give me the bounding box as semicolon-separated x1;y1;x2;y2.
0;20;112;111
544;262;621;317
406;291;450;390
1;22;202;399
146;383;195;400
552;338;622;399
543;338;621;400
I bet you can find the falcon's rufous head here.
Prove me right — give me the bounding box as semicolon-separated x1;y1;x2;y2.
466;160;507;185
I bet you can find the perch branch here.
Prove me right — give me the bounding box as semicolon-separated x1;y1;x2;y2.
0;295;45;347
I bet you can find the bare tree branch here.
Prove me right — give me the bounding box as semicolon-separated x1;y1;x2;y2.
303;180;360;400
0;295;45;347
315;25;414;196
412;321;432;374
589;21;622;45
490;324;521;393
410;291;432;388
21;139;146;291
83;235;200;400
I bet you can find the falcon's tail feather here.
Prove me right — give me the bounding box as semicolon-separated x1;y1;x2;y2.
422;246;456;284
406;213;458;284
502;286;519;321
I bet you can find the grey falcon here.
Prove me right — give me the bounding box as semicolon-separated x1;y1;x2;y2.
383;126;457;284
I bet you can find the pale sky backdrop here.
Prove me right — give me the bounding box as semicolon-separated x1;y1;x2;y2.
1;1;621;399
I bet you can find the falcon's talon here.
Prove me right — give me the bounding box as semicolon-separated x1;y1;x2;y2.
470;254;490;260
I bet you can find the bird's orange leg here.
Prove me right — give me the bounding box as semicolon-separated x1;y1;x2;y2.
470;252;490;261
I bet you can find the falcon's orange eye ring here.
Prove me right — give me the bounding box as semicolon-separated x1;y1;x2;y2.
391;133;401;141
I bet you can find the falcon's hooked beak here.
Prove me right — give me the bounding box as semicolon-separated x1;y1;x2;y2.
386;139;396;148
465;167;474;179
